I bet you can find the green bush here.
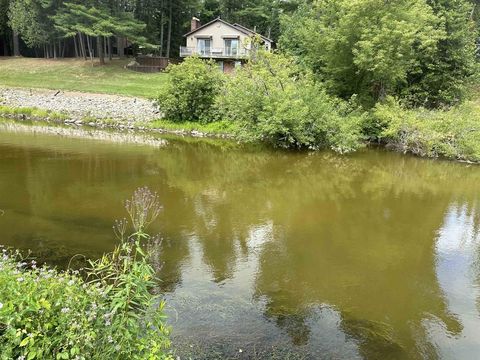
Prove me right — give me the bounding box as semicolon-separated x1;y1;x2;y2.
157;57;224;122
0;188;172;360
373;98;480;162
216;52;365;153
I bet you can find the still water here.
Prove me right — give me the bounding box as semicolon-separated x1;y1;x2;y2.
0;125;479;359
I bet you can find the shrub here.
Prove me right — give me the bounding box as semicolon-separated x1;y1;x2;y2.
216;52;365;153
157;57;224;122
0;187;173;360
372;98;480;162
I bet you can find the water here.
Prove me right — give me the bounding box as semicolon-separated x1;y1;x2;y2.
0;125;479;359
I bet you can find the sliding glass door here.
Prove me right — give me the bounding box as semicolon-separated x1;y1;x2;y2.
197;38;211;56
224;39;239;57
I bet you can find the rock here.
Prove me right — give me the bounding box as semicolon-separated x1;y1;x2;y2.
0;87;159;124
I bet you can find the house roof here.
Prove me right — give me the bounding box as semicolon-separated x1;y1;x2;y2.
183;17;273;43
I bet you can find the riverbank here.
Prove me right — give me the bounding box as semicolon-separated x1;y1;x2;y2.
1;85;479;163
0;87;235;138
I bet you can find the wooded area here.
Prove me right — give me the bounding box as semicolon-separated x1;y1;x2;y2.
0;0;296;61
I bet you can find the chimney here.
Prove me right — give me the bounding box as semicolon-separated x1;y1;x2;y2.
191;17;201;32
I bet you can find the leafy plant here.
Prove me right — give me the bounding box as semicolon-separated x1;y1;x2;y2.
372;97;480;162
0;187;173;360
280;0;476;108
216;51;365;153
157;57;225;123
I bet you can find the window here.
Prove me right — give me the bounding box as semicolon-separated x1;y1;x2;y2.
197;38;211;56
224;39;239;56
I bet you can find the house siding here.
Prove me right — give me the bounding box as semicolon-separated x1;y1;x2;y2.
185;22;252;51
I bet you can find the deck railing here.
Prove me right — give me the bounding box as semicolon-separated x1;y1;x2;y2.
180;47;250;58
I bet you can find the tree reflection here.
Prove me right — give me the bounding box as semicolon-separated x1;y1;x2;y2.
1;131;480;358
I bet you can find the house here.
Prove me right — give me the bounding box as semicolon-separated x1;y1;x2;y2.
180;17;273;73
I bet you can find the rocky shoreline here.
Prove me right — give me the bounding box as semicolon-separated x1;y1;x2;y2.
0;87;232;139
0;87;160;122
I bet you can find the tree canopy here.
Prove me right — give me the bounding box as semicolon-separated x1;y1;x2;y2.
280;0;478;107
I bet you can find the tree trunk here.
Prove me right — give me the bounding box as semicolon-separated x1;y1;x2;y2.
86;35;94;65
117;36;124;58
103;36;107;61
108;37;112;60
13;30;20;56
2;35;9;56
159;3;164;57
53;42;57;59
97;36;105;65
166;0;172;58
79;33;87;60
73;35;79;58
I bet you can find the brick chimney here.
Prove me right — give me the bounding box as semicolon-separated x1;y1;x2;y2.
191;17;201;32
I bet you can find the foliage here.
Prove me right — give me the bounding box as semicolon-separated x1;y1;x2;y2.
280;0;477;108
403;0;478;107
372;97;480;161
0;187;173;360
216;51;365;152
8;0;60;48
53;3;152;48
157;57;225;122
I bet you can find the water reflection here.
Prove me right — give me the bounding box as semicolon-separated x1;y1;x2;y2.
0;127;480;358
427;203;480;359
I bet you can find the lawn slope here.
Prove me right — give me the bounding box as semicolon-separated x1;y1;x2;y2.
0;57;168;98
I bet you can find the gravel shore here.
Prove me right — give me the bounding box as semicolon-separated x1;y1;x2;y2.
0;87;160;122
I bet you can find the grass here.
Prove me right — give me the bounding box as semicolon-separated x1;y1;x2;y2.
146;118;238;135
0;57;168;98
0;104;68;120
0;104;238;138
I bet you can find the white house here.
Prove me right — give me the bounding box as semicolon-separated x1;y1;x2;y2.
180;17;273;73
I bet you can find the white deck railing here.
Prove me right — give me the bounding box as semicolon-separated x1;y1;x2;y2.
180;47;250;58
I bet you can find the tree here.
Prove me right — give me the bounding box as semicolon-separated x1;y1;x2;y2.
158;56;225;122
54;2;152;64
9;0;62;56
405;0;478;107
0;0;11;55
280;0;445;106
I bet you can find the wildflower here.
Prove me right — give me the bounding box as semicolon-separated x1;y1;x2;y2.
115;345;121;351
17;277;24;282
108;335;114;343
68;279;75;286
61;307;70;314
0;302;3;309
18;356;25;360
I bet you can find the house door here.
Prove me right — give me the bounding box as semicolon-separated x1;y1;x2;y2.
197;38;211;56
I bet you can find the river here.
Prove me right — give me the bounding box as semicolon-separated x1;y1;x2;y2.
0;125;479;359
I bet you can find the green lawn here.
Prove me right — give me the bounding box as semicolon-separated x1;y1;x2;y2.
0;57;168;98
